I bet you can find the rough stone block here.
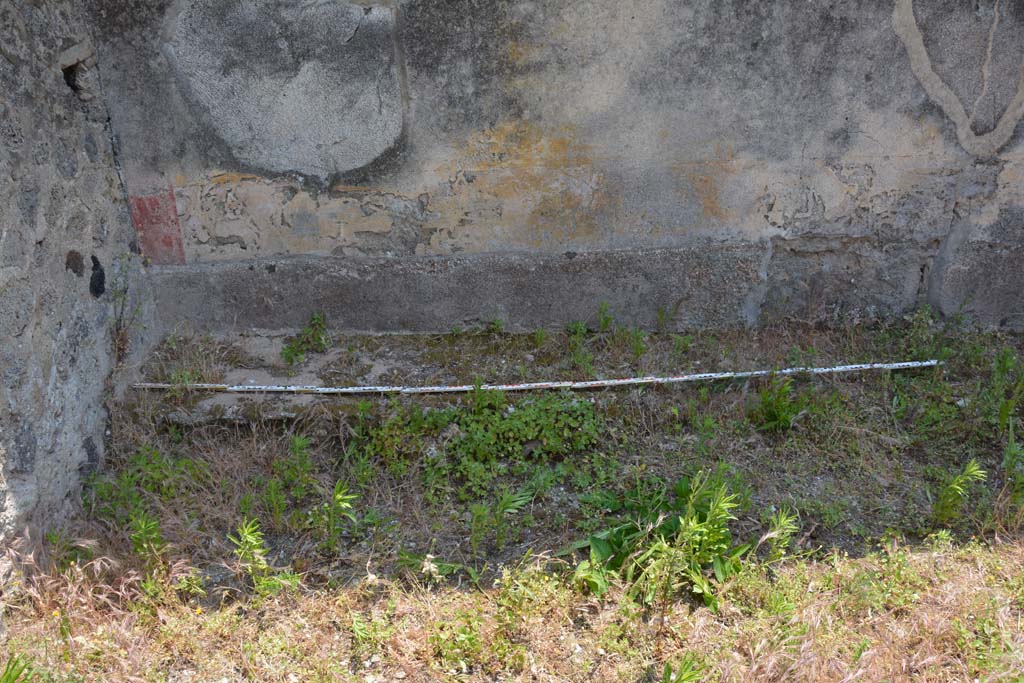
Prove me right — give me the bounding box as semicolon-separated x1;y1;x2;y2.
147;245;769;335
762;238;929;324
929;209;1024;329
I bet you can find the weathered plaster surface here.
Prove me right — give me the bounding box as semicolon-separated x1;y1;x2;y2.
170;1;404;181
90;0;1024;330
0;0;146;559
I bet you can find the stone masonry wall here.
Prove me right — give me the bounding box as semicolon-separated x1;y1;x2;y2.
0;0;145;561
94;0;1024;334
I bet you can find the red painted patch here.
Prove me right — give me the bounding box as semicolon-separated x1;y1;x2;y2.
129;187;185;265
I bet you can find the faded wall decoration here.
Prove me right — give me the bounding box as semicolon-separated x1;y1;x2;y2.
170;1;405;181
88;0;1023;330
894;0;1024;157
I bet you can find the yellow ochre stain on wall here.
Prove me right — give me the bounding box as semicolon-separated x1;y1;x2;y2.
424;121;614;250
672;144;738;222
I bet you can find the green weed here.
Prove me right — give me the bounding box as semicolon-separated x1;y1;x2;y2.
627;327;647;361
931;459;986;526
842;538;927;616
661;656;705;683
573;469;748;608
309;481;358;551
128;509;166;567
43;530;92;572
1002;420;1024;505
281;312;329;365
566;320;588;338
87;446;207;525
981;348;1023;433
228;518;299;597
749;376;806;433
350;611;394;656
597;302;614;333
272;435;317;501
656;307;670;333
671;333;693;361
0;656;33;683
759;507;799;561
487;318;505;335
429;612;487;674
260;478;287;529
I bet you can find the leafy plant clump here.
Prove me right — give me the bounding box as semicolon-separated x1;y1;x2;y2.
309;480;358;551
748;376;806;433
573;469;749;608
87;446;208;526
347;389;604;500
931;459;987;527
439;389;603;498
281;312;330;365
228;518;300;597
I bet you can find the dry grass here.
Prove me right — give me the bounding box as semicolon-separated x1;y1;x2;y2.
3;542;1023;681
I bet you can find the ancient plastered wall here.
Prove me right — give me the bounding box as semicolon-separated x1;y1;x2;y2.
0;1;142;556
95;0;1024;332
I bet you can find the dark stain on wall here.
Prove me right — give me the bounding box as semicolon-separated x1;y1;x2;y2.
65;250;84;276
89;255;105;298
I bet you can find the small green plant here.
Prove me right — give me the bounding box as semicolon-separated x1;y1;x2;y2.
128;509;167;566
627;327;647;361
429;611;485;674
44;530;92;571
167;368;202;397
656;307;670;333
671;333;693;361
565;320;594;376
350;611;394;655
983;348;1024;434
0;656;33;683
530;328;548;348
87;446;207;525
1002;419;1024;504
228;518;299;597
273;435;317;501
661;656;705;683
172;569;206;599
281;312;329;365
397;551;466;583
749;376;806;433
445;392;602;498
310;481;358;550
932;459;987;526
566;320;588;338
569;346;595;377
759;507;799;561
260;478;287;528
493;487;532;550
238;492;255;517
110;252;142;365
486;317;505;335
253;569;301;597
597;302;614;333
229;518;267;573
